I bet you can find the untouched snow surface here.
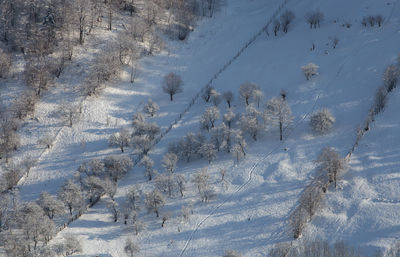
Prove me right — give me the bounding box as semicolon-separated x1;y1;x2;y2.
3;0;400;256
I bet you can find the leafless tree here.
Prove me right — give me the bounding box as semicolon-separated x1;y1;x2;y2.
199;143;217;163
273;19;280;36
162;152;178;173
383;64;399;92
104;155;133;182
223;108;236;129
305;9;324;29
162;72;183;101
280;10;295;33
200;106;220;131
143;99;160;117
124;238;140;257
58;180;84;215
140;155;155;180
316;147;347;188
37;191;65;219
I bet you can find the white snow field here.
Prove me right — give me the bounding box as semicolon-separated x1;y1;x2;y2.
3;0;400;256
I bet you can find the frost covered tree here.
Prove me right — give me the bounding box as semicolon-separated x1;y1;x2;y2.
109;128;131;152
15;202;55;251
374;85;388;115
239;104;263;141
264;97;293;141
54;234;82;257
155;173;178;197
104;155;133;182
223;108;236;129
145;189;165;217
199;143;217;163
83;176;107;203
202;86;217;103
383;64;399;92
162;152;178;174
222;91;234;108
3;162;22;190
12;90;38;120
211;125;224;151
126;186;141;212
143;99;160;117
280;10;295;33
58;102;80;127
107;199;120;222
37;192;65;219
301;63;319;80
289;205;308;238
58;180;84;215
299;184;325;221
124;238;140;257
239;82;259;106
200;106;220;131
305;9;324;29
222;124;234;153
252;89;264;108
310;108;335;134
132;135;153;155
162;72;183;101
140;155;155;180
316;147;347;188
25;59;53;96
192;168;215;202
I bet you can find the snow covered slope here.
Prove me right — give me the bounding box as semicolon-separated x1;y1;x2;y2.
7;0;400;256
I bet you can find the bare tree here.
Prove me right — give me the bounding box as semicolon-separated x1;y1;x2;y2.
145;189;165;217
289;205;307;238
331;36;339;49
222;91;234;108
162;72;183;101
239;82;259;106
310;108;335;134
126;185;141;212
25;58;53;96
273;19;280;36
305;9;324;29
109;128;131;152
252;89;264;108
263;97;293;141
12;90;38;120
299;184;325;221
280;10;295;33
192;168;215;202
58;102;80;127
239;104;263;141
375;15;383;27
155;173;178;197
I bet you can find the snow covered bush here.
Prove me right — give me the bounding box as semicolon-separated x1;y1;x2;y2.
305;9;324;29
310;108;335;134
301;63;319;80
109;128;131;152
162;72;183;101
143;99;159;117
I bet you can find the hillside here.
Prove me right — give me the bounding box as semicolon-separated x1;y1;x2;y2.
1;0;400;256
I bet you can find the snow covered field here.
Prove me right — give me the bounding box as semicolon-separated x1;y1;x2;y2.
2;0;400;256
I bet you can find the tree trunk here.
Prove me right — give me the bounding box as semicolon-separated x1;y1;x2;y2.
279;122;283;141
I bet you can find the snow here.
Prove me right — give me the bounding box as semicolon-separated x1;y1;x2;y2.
2;0;400;256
